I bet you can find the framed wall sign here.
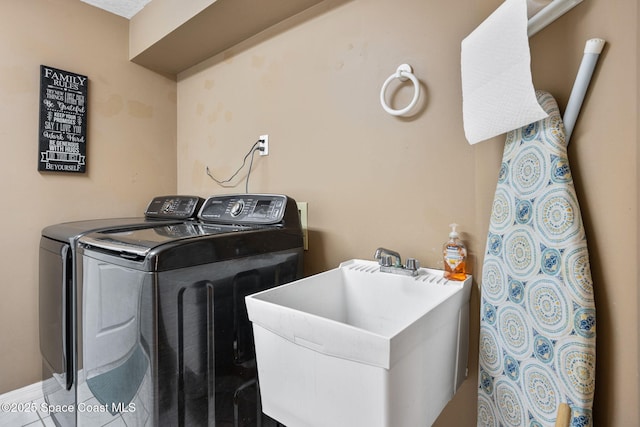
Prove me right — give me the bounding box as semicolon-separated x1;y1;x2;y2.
38;65;88;173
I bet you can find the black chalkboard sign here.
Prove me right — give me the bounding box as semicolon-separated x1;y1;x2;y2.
38;65;88;173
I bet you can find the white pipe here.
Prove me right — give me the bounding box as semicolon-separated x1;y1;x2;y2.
527;0;583;37
563;38;606;143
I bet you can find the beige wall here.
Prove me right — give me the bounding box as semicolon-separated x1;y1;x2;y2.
177;0;638;425
0;0;637;425
0;0;177;393
531;0;639;424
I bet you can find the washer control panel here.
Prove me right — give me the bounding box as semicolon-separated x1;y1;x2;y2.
199;194;288;225
145;195;204;219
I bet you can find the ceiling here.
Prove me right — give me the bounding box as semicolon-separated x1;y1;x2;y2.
81;0;152;19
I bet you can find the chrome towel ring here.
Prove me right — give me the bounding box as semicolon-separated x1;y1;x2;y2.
380;64;420;116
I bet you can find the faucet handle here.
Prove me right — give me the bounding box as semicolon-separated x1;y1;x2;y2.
405;258;420;271
380;255;393;267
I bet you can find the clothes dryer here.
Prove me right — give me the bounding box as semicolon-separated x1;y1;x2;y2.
76;194;303;426
39;195;203;426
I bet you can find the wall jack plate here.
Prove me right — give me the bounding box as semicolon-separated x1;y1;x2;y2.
258;134;269;156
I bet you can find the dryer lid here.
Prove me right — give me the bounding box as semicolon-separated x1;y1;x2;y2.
79;222;247;257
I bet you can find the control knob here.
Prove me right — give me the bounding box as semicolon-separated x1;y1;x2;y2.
405;258;420;271
380;255;393;267
230;200;245;217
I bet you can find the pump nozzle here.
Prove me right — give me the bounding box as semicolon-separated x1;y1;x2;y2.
449;223;459;238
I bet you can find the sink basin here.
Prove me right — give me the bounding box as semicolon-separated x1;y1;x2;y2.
246;259;472;427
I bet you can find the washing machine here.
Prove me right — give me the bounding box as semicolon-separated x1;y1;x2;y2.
75;194;303;426
39;195;204;426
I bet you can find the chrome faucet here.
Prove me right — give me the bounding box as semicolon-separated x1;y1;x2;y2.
374;247;420;276
374;247;402;267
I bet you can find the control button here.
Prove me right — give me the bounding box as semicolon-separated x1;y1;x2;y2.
230;200;244;217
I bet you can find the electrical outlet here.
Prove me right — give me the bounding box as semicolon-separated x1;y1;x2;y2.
258;134;269;156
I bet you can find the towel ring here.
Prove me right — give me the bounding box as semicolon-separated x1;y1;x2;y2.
380;64;420;116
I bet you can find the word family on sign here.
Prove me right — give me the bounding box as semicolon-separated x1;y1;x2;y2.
38;65;88;173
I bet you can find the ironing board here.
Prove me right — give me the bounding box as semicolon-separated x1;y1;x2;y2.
477;91;595;427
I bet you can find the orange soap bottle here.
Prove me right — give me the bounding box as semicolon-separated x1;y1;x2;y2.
443;223;467;281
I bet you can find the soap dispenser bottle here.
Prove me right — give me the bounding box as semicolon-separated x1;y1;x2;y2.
443;223;467;281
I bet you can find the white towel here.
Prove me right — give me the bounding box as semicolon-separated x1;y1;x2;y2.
461;0;548;145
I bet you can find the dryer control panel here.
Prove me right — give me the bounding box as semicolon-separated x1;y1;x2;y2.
145;195;204;219
199;194;288;225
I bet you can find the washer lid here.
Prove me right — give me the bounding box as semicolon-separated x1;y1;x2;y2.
79;222;247;257
78;194;303;270
41;217;181;243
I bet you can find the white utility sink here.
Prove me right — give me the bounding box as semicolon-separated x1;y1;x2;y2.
246;259;472;427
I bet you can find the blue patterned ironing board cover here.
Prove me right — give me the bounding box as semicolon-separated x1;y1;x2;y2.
477;91;595;427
